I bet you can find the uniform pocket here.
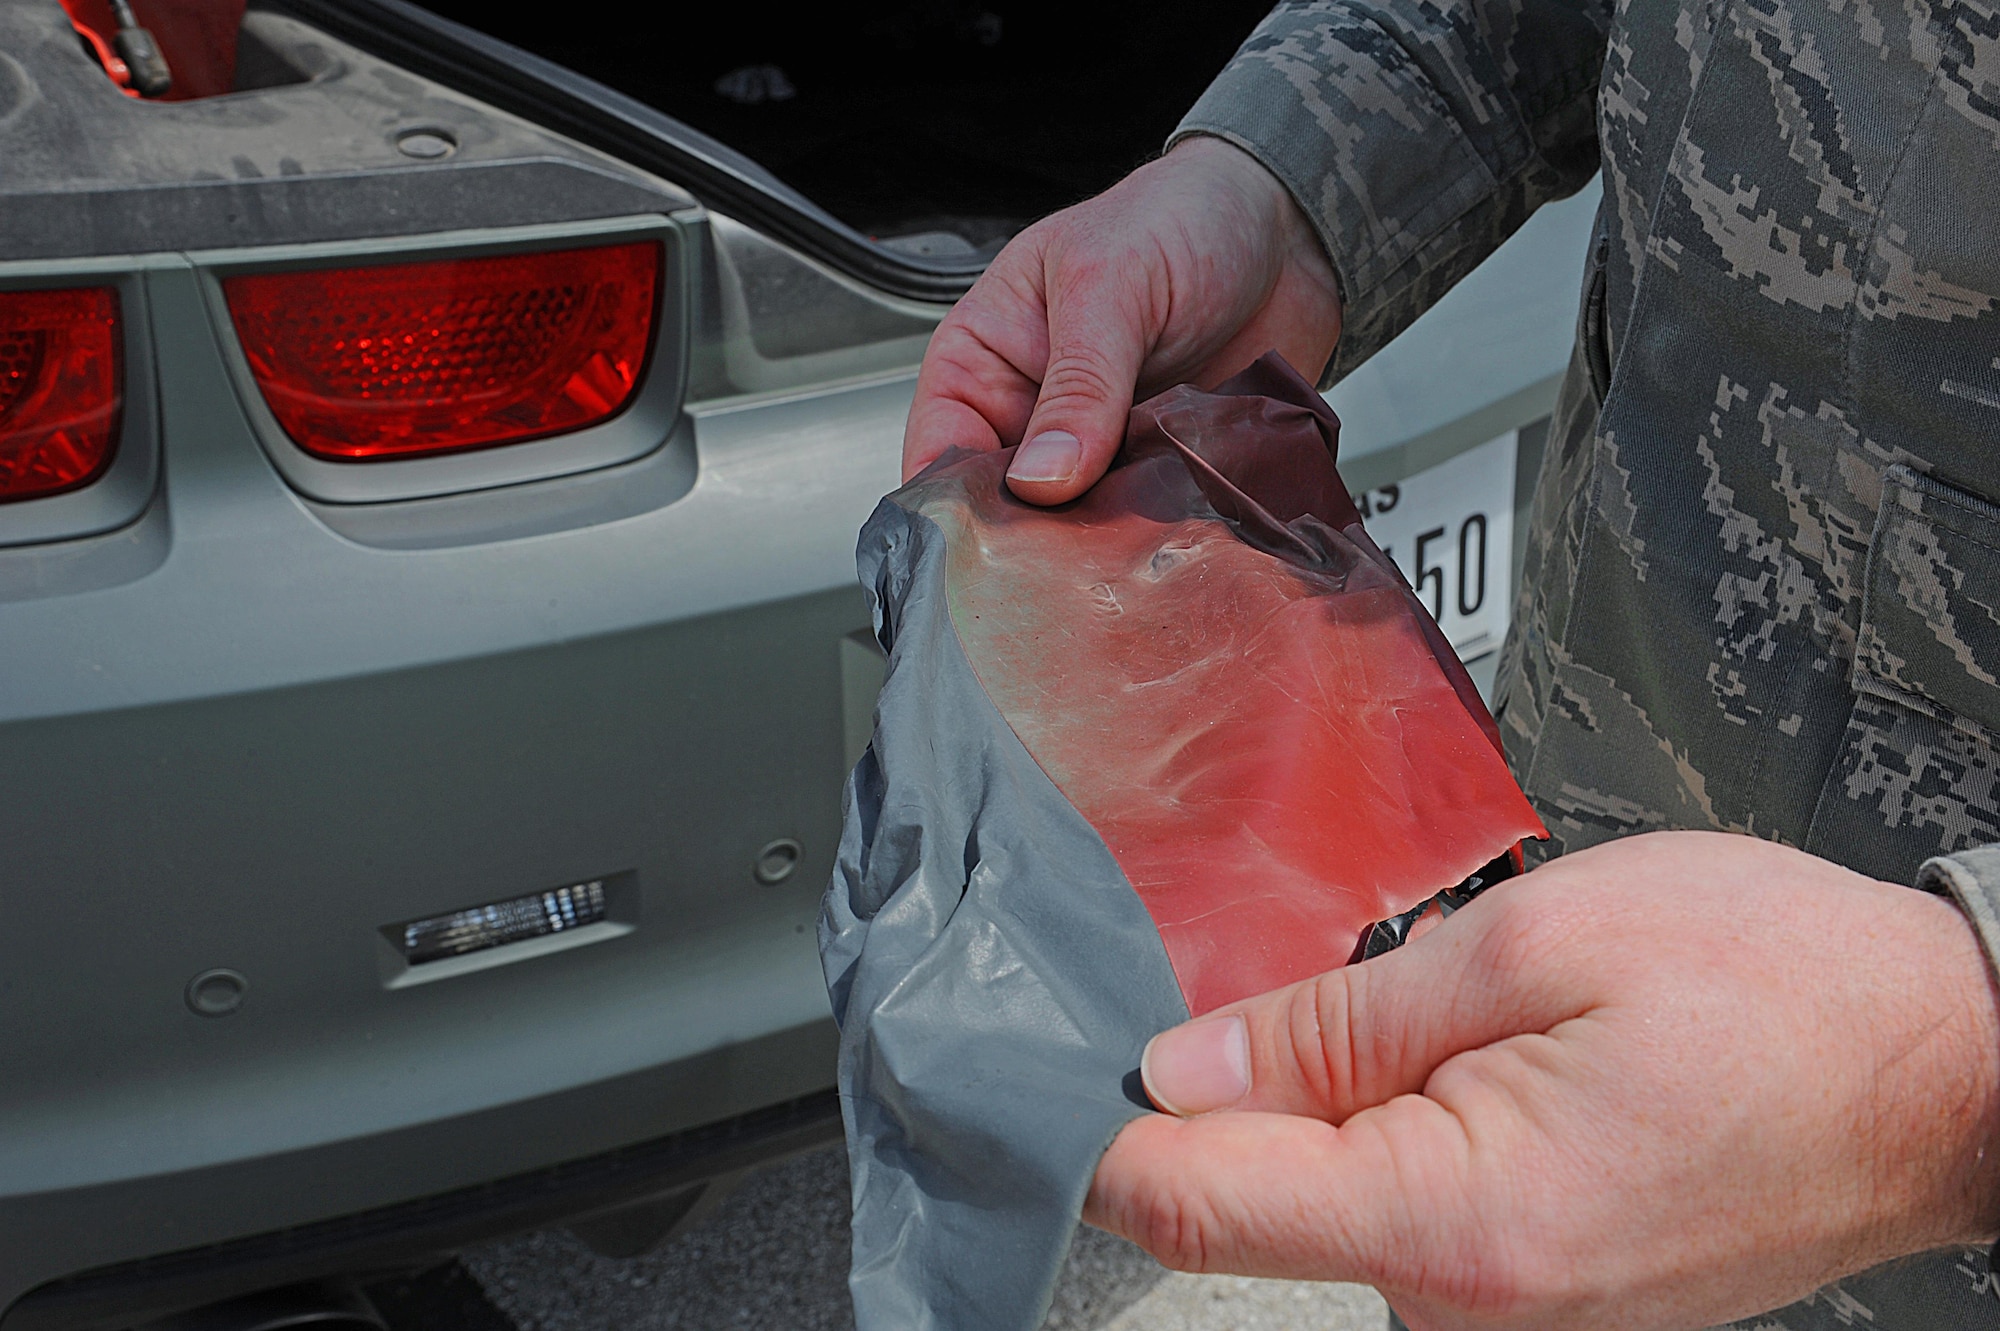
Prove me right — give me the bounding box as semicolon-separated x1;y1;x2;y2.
1804;466;2000;880
1578;207;1613;407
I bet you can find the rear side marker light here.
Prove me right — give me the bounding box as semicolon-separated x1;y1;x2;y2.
222;241;661;461
398;879;611;967
0;286;121;504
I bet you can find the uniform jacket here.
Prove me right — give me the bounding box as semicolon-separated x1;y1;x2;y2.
1175;1;2000;1325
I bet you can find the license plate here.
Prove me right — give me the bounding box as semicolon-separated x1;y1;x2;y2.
1354;430;1517;661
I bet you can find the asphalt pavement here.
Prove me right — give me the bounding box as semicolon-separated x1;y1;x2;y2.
439;1146;1391;1331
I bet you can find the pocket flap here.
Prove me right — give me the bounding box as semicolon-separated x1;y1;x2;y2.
1858;464;2000;732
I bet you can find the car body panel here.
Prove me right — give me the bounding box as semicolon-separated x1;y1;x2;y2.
0;17;922;1293
0;350;910;1313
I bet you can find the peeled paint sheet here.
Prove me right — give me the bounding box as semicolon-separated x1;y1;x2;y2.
820;354;1546;1331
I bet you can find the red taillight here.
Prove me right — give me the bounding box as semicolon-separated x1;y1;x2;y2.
0;287;122;504
222;241;661;461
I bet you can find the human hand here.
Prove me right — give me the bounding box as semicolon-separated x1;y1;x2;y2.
903;135;1342;504
1085;831;2000;1331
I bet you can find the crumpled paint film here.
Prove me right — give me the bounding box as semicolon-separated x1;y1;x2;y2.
822;353;1546;1331
894;354;1546;1013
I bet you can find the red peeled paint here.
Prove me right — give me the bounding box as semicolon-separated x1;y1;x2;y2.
897;356;1546;1014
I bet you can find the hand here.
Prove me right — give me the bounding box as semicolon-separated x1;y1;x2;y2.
903;135;1343;504
1085;831;2000;1331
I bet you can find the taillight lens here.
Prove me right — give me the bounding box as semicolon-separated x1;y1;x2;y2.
222;241;661;461
0;287;122;503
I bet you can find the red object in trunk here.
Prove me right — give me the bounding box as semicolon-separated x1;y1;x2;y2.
58;0;246;100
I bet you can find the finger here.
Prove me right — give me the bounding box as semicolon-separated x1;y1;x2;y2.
902;316;1042;480
1005;259;1152;504
1085;1098;1480;1286
1140;886;1600;1122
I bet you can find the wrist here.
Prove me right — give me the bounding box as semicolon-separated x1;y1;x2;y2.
1162;133;1344;369
1899;885;2000;1247
1166;135;1332;269
1165;133;1289;208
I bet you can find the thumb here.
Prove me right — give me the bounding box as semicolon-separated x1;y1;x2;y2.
1087;1094;1478;1284
1093;894;1598;1286
1140;894;1596;1122
1005;278;1150;505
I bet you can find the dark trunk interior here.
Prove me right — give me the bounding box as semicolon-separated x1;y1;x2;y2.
414;1;1275;252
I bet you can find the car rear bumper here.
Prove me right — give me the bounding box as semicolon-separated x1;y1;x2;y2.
0;1069;841;1331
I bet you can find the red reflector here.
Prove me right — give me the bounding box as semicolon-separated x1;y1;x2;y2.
0;287;122;504
222;241;661;461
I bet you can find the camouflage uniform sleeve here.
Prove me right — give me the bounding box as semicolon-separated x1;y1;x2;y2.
1918;848;2000;986
1170;0;1613;383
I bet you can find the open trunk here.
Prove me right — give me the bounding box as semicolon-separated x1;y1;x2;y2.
412;0;1277;252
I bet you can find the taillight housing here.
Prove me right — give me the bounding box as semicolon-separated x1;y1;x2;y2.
0;287;122;504
222;241;661;461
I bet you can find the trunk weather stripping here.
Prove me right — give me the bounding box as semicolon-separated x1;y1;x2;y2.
257;0;986;306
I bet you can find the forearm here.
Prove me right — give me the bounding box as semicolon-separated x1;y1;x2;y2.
1172;0;1612;381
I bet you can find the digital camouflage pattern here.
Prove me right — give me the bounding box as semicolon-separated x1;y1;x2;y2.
1176;0;2000;1326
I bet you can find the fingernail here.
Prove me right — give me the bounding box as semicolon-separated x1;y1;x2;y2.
1141;1014;1250;1116
1009;430;1081;484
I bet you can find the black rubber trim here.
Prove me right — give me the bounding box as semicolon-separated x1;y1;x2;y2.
256;0;985;305
2;1090;842;1331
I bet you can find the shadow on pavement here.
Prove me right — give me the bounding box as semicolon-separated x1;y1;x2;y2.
451;1146;1165;1330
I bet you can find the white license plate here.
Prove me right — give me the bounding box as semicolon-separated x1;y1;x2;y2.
1353;430;1517;661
